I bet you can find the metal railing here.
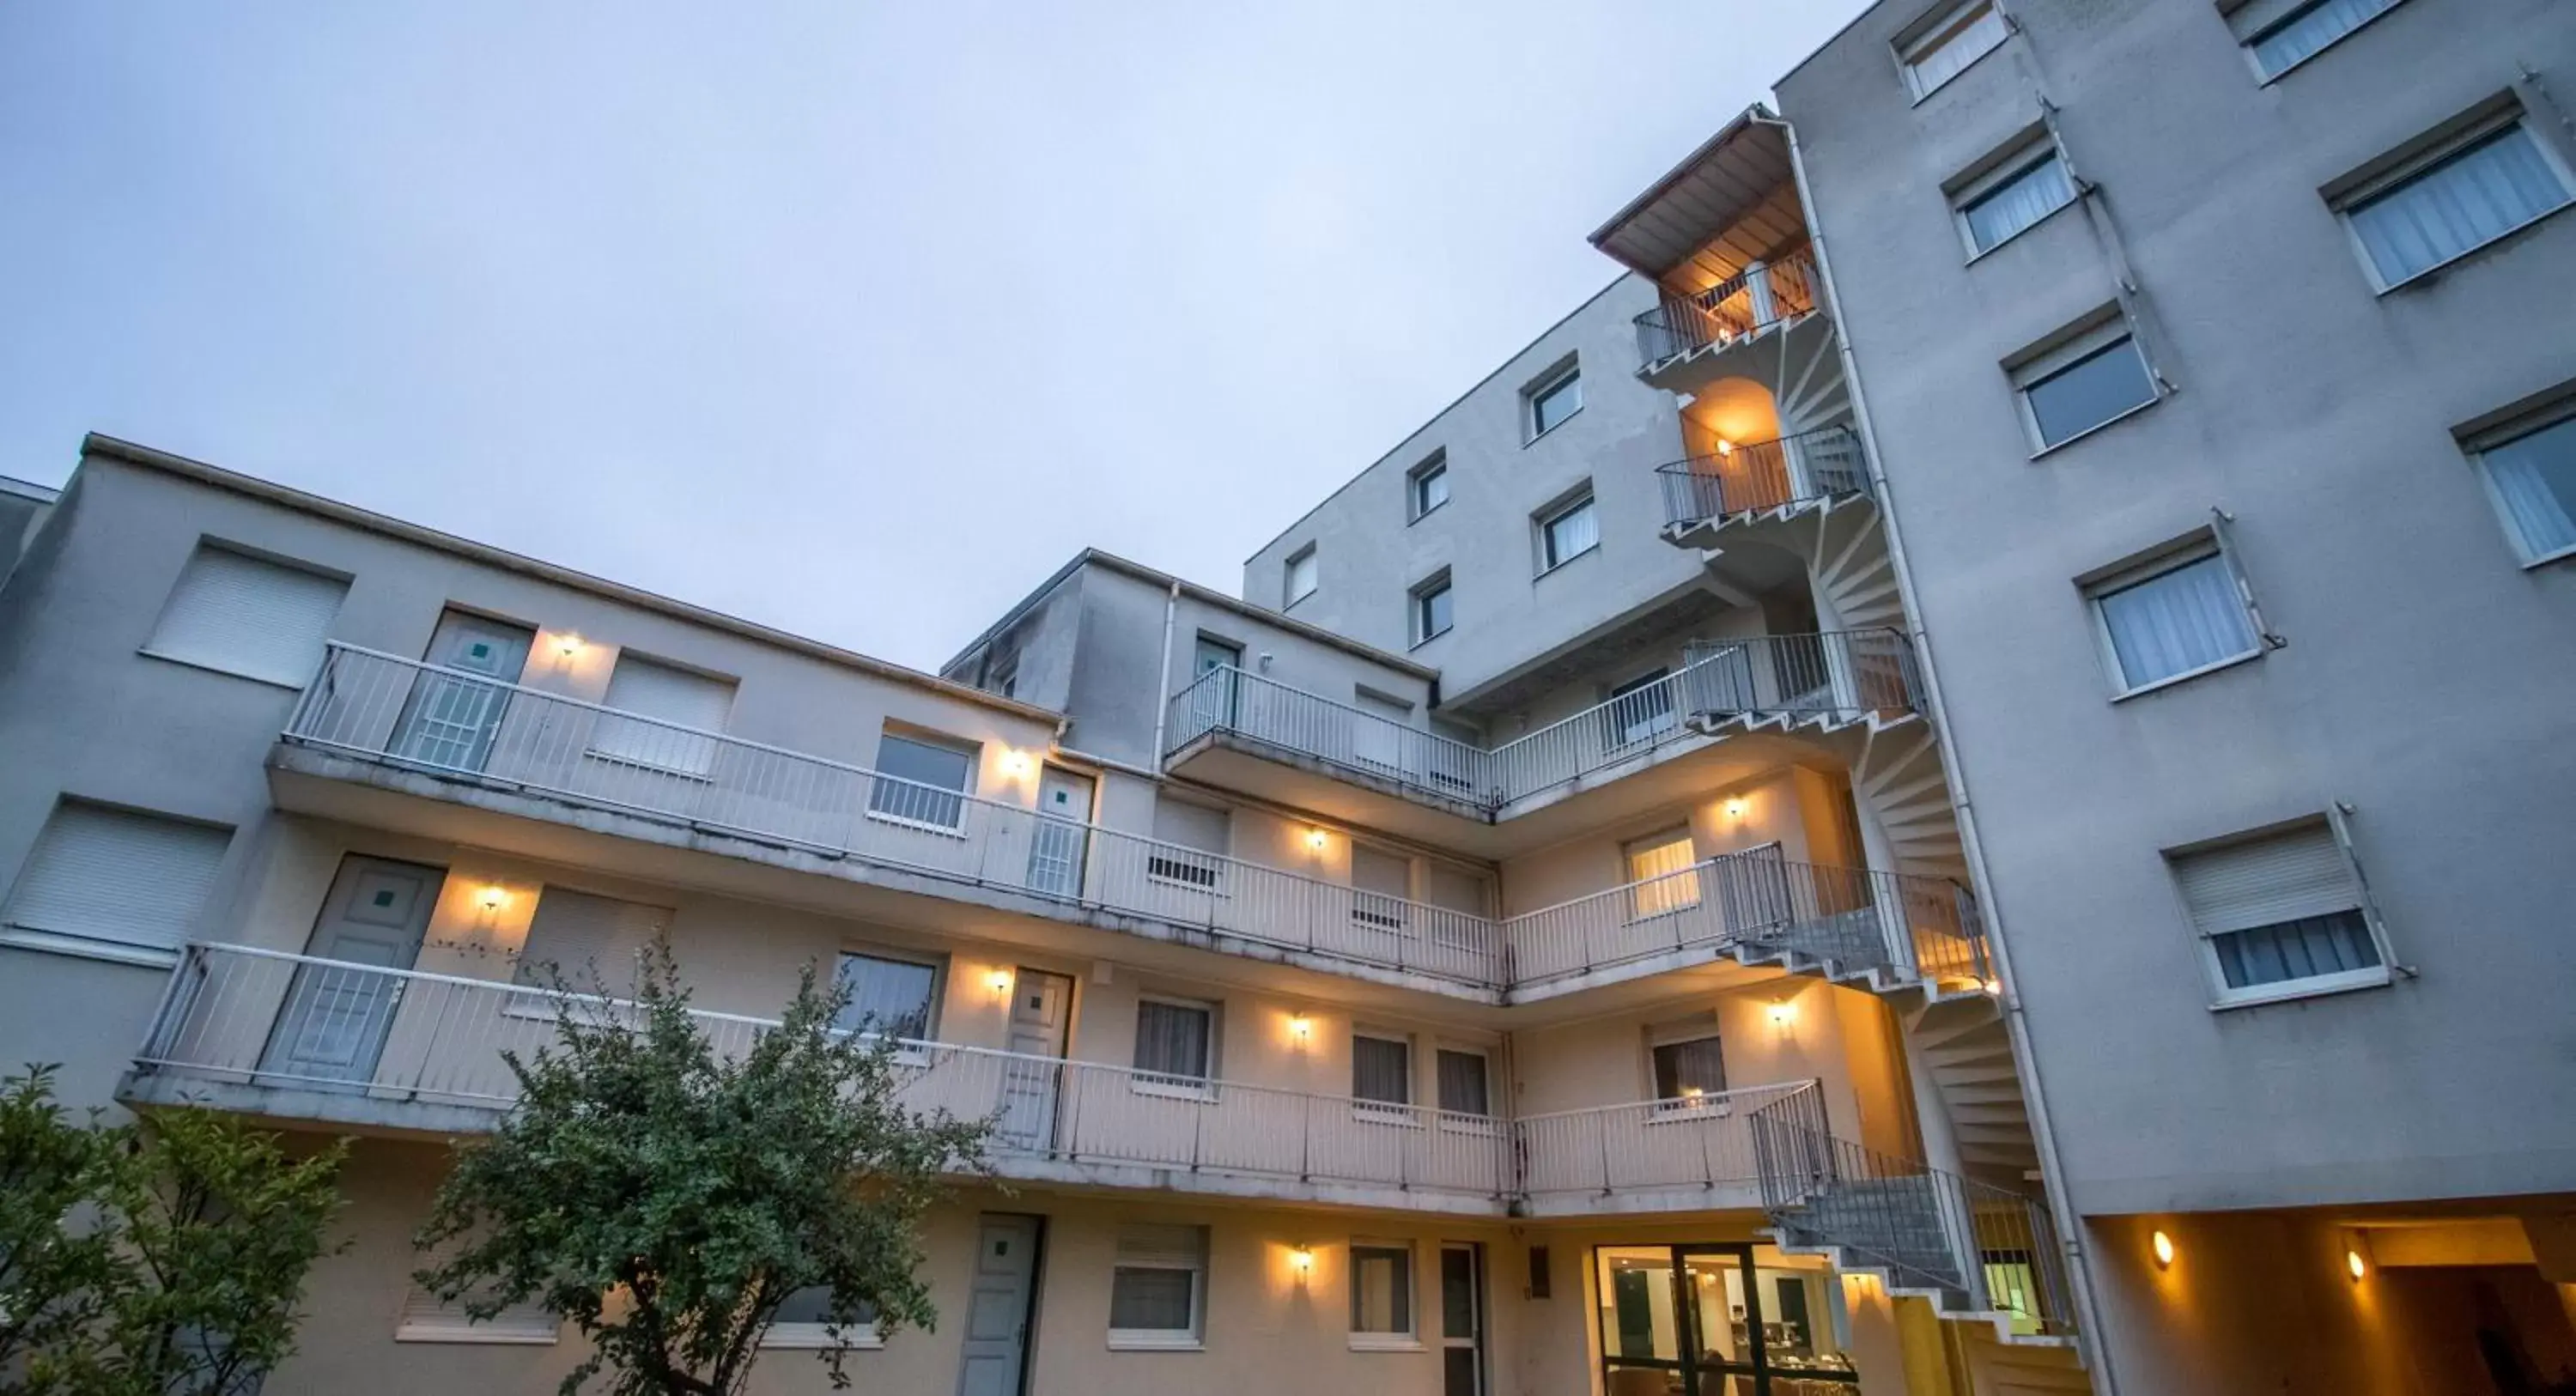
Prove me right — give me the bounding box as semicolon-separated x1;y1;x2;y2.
133;944;1511;1200
1635;248;1822;367
1166;665;1486;802
286;644;1503;987
1679;630;1923;727
1751;1089;2075;1338
1517;1080;1816;1200
1656;425;1868;530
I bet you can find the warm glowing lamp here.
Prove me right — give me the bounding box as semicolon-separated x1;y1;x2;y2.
553;632;585;658
477;885;508;912
2346;1247;2367;1281
1766;999;1797;1029
1716;438;1735;458
986;968;1015;998
2152;1230;2176;1269
1305;828;1329;852
1000;750;1033;777
1287;1014;1313;1044
1290;1245;1314;1280
1723;797;1748;821
1983;978;2003;997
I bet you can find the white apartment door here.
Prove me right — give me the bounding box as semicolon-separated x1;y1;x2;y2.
261;856;445;1088
392;610;534;772
1185;637;1242;737
953;1215;1044;1396
993;970;1073;1153
1024;768;1094;898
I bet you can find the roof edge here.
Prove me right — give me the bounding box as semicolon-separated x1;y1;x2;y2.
79;434;1067;727
1585;102;1783;258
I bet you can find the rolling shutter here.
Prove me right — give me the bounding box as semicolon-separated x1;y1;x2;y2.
1151;798;1229;855
143;544;347;687
513;888;672;988
2;801;231;958
395;1275;558;1344
592;653;735;772
2172;822;2358;937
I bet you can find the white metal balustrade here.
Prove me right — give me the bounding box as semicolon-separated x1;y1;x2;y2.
131;944;1834;1213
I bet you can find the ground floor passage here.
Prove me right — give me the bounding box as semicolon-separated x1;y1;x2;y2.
251;1139;1951;1396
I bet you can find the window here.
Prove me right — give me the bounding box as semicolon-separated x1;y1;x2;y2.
1351;1241;1418;1347
1538;491;1600;573
395;1273;559;1344
1436;1048;1491;1118
1625;828;1700;921
1408;453;1451;521
1603;669;1675;747
1147;796;1229;889
2010;315;2158;450
1528;364;1583;440
867;730;976;830
2469;404;2576;565
1350;843;1412;932
763;1287;881;1350
1898;0;2008;100
2234;0;2405;80
2334;106;2574;290
591;652;735;774
2084;538;2263;695
1109;1225;1208;1349
1649;1022;1728;1102
1284;546;1318;608
1133;997;1215;1087
514;888;672;988
834;950;941;1041
0;800;230;965
1953;139;2077;256
141;543;347;688
1352;1033;1412;1108
1410;571;1453;646
2169;814;2391;1006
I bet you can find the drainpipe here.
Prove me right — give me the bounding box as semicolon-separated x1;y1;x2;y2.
1148;580;1181;769
1778;115;2123;1393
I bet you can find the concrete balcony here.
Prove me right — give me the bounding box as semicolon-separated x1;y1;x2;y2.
1656;425;1874;551
1632;248;1831;398
119;942;1833;1219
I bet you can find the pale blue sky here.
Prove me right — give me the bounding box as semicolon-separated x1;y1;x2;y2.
0;3;1864;670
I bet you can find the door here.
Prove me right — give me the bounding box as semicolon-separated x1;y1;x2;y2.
1025;768;1094;898
994;971;1072;1153
260;857;445;1089
954;1214;1043;1396
1441;1242;1486;1396
392;610;534;772
1185;636;1242;738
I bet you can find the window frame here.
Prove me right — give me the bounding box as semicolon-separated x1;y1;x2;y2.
1408;570;1454;648
1524;361;1583;443
0;798;235;968
1348;1239;1422;1350
1623;827;1703;924
1893;0;2010;102
832;947;945;1044
2462;394;2576;568
1433;1045;1493;1120
1646;1014;1729;1113
1948;131;2080;260
2231;0;2408;83
1350;1029;1416;1120
760;1288;885;1350
1534;489;1601;576
1407;452;1451;523
2163;809;2397;1011
2080;531;2269;700
865;727;981;835
2008;311;2161;455
1132;992;1219;1098
1107;1224;1209;1351
137;539;351;690
1283;544;1319;610
2328;102;2576;294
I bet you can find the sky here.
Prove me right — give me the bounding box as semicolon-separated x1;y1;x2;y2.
0;2;1865;673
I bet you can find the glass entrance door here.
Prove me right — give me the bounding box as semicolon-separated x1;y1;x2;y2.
1594;1245;1860;1395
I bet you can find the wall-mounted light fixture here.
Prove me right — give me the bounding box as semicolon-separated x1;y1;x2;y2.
1290;1245;1313;1283
1000;750;1033;778
1766;999;1798;1030
1715;438;1735;458
1983;978;2003;997
477;884;509;913
1287;1013;1313;1046
2152;1229;2176;1270
2346;1246;2368;1282
986;968;1015;1000
1723;797;1748;822
1304;828;1329;853
553;632;586;659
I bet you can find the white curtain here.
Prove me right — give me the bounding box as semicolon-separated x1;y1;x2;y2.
2350;124;2570;285
2485;417;2576;560
1965;155;2075;251
2098;555;2257;688
1352;1035;1411;1105
1133;1000;1210;1080
834;953;936;1038
1546;501;1599;568
1109;1268;1196;1332
2251;0;2398;76
1908;3;2006;94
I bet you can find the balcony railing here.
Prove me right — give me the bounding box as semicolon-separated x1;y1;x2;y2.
1679;630;1923;727
133;944;1840;1213
1656;425;1869;530
133;944;1512;1201
1752;1088;2075;1338
286;644;1503;989
1635;248;1821;367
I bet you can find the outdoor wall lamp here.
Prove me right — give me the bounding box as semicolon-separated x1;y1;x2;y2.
1287;1013;1313;1046
986;968;1015;1000
2152;1229;2176;1270
1290;1245;1313;1282
1305;828;1329;852
553;632;585;659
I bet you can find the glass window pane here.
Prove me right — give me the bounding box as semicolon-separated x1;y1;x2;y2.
2024;335;2156;446
2212;909;2381;988
1906;2;2007;94
2250;0;2401;76
834;953;937;1038
1437;1049;1490;1116
2095;553;2259;688
868;733;974;826
1414;463;1449;517
2482;416;2576;559
1352;1035;1411;1105
1352;1246;1414;1333
1286;551;1316;603
1652;1037;1728;1099
1134;1000;1211;1080
1596;1248;1684;1362
1441;1247;1478;1337
1109;1267;1196;1332
1963;153;2075;252
1418;583;1453;640
1627;833;1701;920
774;1284;877;1327
1533;373;1583;434
1544;498;1599;568
2348;124;2572;286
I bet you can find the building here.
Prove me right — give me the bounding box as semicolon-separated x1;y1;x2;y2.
0;2;2566;1393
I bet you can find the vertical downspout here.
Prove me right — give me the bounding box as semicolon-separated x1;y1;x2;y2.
1148;580;1181;769
1777;115;2123;1393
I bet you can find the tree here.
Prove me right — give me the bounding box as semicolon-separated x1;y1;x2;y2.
414;944;991;1396
0;1065;347;1396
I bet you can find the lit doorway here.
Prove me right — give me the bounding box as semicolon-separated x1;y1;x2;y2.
1595;1244;1859;1395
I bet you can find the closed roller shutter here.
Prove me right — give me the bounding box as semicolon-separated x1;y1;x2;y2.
2172;822;2357;936
143;544;347;687
513;887;672;988
2;801;232;959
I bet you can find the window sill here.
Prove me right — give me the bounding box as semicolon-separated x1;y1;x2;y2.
2208;965;2393;1012
1349;1335;1426;1353
394;1325;560;1345
1649;1099;1735;1123
1534;543;1600;582
2368;201;2575;294
1285;591;1316;612
2027;395;2164;460
1408;627;1452;652
1131;1077;1218;1103
762;1325;884;1350
0;926;183;969
1962;196;2080;266
1107;1333;1205;1352
135;646;307;691
863;809;971;839
1523;406;1584;448
1353;1102;1422;1127
1407;501;1449;526
2107;648;2263;703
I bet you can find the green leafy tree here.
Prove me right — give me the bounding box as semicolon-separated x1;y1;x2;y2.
414;944;990;1396
1;1065;346;1396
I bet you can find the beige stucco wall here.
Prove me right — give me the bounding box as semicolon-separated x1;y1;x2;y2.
1498;763;1837;920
